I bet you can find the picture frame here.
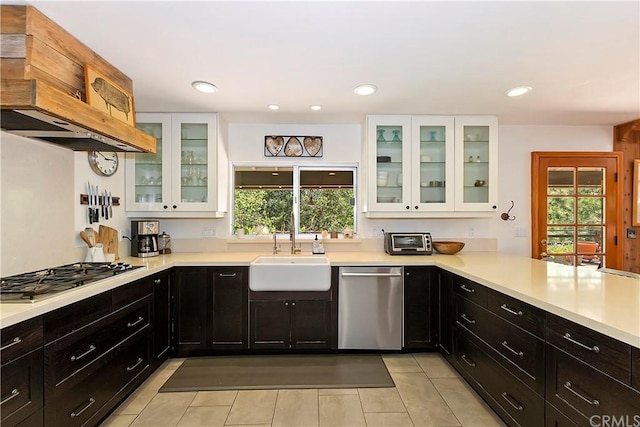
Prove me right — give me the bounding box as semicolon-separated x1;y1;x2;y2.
84;64;135;126
633;159;640;227
264;135;323;157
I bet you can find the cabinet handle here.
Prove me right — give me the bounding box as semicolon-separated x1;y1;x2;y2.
564;381;600;406
563;333;600;353
0;337;21;351
0;389;19;405
172;205;177;209
70;397;96;418
127;357;144;372
71;344;96;362
285;302;289;306
414;206;418;210
219;272;237;277
500;304;523;317
127;317;145;328
460;314;476;324
163;205;168;210
501;341;524;357
460;284;475;293
461;354;476;367
501;392;524;411
405;206;410;210
291;302;296;306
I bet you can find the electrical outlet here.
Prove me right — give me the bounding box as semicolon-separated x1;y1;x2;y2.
202;227;216;238
468;225;475;237
627;228;637;239
373;228;384;238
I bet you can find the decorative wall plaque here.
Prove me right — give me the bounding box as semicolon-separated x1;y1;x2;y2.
264;136;323;157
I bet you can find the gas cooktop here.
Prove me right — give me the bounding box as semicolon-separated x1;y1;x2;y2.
0;262;144;303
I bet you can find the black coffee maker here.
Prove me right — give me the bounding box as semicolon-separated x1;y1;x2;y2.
131;220;159;257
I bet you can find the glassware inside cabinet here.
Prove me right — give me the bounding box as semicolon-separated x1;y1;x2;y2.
462;125;490;203
180;123;209;203
419;125;447;203
376;125;403;203
134;122;163;203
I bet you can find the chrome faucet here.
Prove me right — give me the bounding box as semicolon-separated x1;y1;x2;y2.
273;232;281;254
290;212;301;254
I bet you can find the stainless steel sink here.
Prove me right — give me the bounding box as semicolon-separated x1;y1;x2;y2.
249;255;331;291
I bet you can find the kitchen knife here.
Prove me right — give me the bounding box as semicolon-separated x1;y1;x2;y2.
108;191;113;219
104;189;109;220
87;181;93;224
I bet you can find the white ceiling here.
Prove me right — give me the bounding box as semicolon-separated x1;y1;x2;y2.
16;1;640;125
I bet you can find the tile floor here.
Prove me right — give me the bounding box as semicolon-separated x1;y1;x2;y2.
100;353;505;427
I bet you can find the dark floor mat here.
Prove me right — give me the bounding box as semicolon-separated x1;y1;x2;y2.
159;354;394;392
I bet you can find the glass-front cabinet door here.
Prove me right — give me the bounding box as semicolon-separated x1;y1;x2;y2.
411;116;455;211
454;116;498;211
127;113;171;211
367;116;412;211
126;113;218;215
170;114;217;212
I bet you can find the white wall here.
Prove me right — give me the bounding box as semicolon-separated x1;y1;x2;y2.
0;123;613;275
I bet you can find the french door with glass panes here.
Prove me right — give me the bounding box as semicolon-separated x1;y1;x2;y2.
531;152;623;269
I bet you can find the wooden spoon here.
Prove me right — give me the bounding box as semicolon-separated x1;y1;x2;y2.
84;227;97;247
80;231;92;247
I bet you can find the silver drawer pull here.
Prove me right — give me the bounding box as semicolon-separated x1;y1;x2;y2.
0;337;22;351
127;357;144;372
71;344;96;362
0;389;20;405
501;392;524;411
127;316;145;328
460;284;475;293
461;354;476;367
564;382;600;406
70;397;96;418
461;314;476;324
500;304;523;316
219;272;237;277
563;333;600;353
501;341;524;357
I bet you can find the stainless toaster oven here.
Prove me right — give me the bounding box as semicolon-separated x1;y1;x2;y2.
384;232;433;255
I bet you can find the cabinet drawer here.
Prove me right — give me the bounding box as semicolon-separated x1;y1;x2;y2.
44;334;150;427
1;317;43;365
546;314;631;384
0;350;43;427
487;290;545;338
454;276;487;307
456;295;545;395
45;296;150;388
112;277;153;309
456;333;544;427
546;347;640;426
44;292;112;342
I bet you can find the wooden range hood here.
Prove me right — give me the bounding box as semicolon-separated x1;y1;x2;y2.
0;5;156;153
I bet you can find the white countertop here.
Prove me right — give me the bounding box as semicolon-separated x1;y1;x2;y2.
1;252;638;349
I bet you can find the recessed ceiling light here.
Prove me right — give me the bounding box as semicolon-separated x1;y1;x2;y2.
191;81;218;93
354;84;378;96
506;86;532;97
268;104;280;110
310;105;322;111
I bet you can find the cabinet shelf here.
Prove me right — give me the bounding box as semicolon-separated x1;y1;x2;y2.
420;140;446;144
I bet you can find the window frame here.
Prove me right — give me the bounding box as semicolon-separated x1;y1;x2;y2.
231;162;358;238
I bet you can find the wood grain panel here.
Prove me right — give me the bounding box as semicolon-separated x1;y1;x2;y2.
29;36;85;92
0;5;27;34
0;58;27;79
0;34;25;58
613;119;640;273
24;6;132;91
0;78;34;106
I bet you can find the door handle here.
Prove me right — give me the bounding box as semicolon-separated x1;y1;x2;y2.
341;272;403;277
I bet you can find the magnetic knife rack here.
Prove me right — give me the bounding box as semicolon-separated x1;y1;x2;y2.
79;194;121;206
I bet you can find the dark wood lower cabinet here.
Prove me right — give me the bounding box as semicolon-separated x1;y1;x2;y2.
545;402;579;427
0;349;44;427
403;266;437;350
438;269;455;360
152;271;171;367
173;267;249;356
250;299;333;350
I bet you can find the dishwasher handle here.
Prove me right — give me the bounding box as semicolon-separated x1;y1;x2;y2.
340;272;403;278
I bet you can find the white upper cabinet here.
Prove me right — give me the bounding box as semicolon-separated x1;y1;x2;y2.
126;113;225;218
365;114;498;217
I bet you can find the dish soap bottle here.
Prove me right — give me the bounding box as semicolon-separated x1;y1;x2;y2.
312;235;325;254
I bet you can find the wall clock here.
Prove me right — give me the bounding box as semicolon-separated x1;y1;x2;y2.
88;151;119;176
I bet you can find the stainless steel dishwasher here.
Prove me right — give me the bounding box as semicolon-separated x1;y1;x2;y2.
338;266;403;350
